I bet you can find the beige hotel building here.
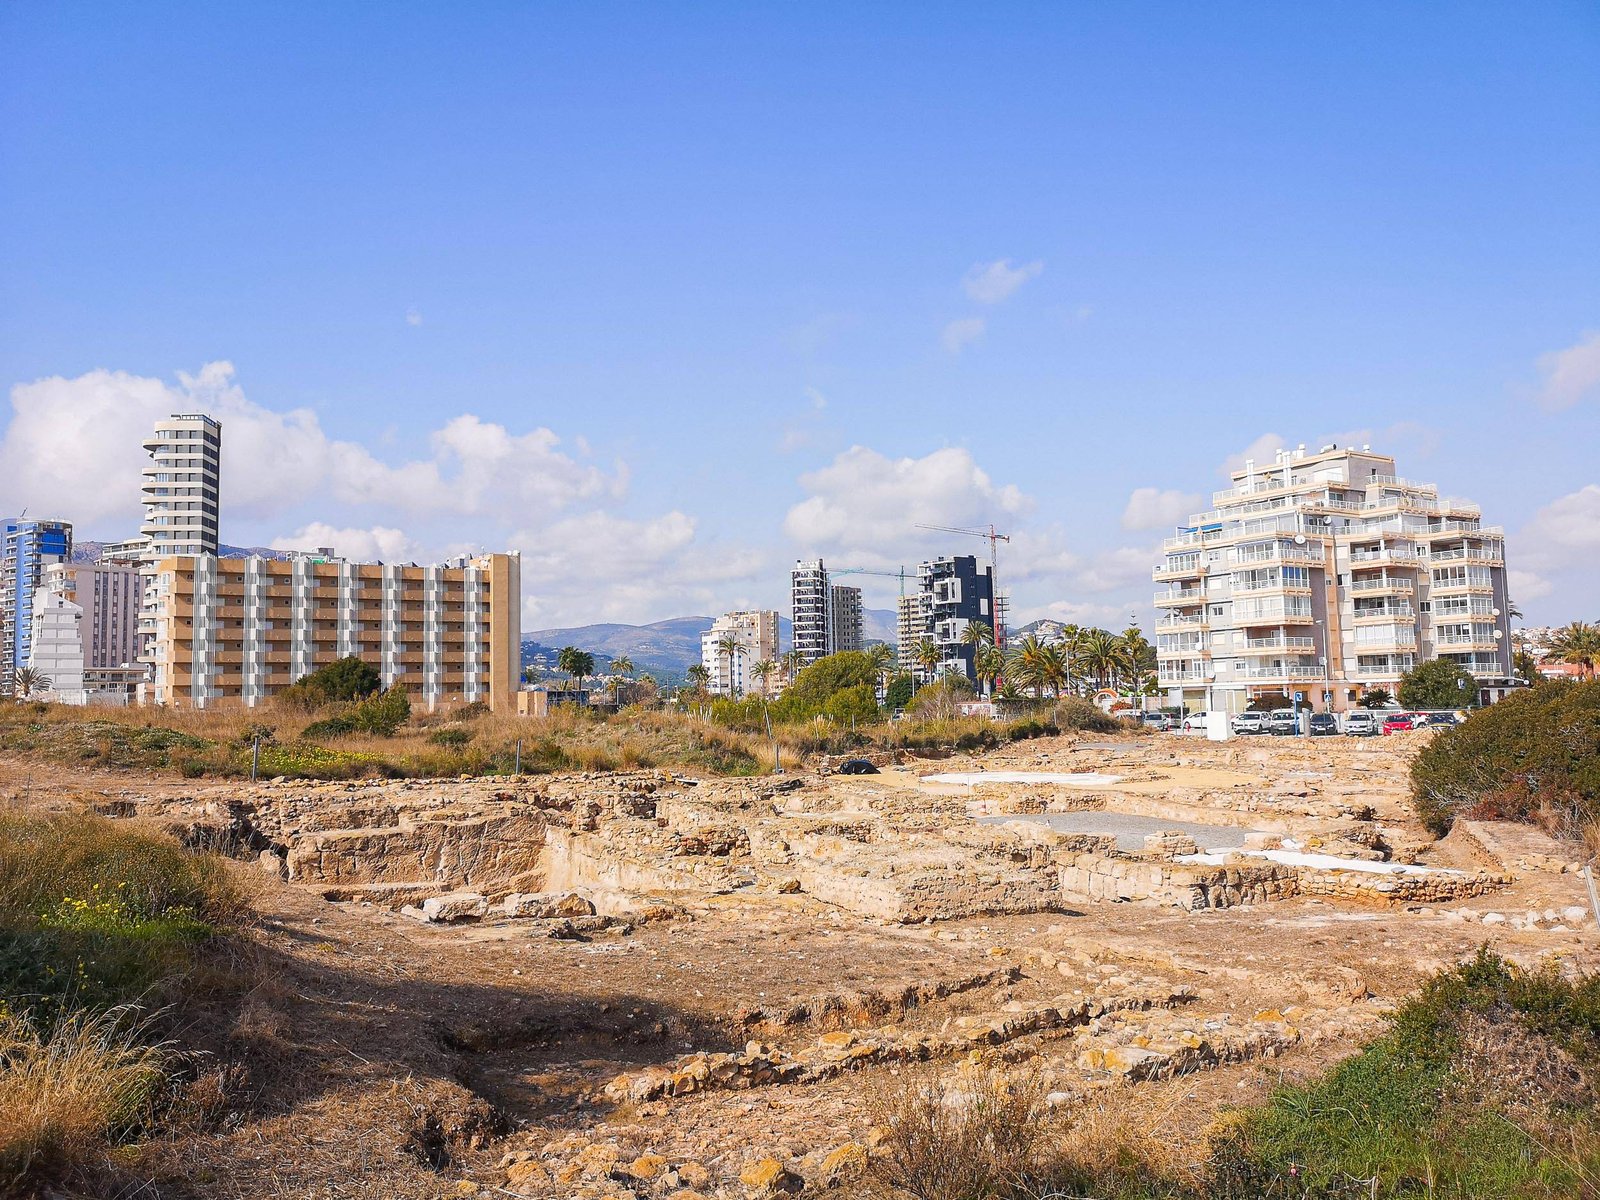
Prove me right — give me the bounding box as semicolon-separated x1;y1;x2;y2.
1154;444;1513;714
144;551;521;712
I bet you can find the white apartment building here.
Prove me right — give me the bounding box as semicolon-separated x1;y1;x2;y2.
1153;444;1513;714
790;560;832;666
699;610;781;697
140;414;222;559
896;593;928;671
26;588;87;699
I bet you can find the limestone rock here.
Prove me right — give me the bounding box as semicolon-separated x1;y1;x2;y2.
421;891;490;922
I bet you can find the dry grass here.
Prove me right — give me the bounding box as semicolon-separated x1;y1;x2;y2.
0;1005;167;1197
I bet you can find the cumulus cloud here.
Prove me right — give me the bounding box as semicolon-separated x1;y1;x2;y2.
270;523;422;563
405;308;423;327
962;259;1044;305
941;317;986;355
1517;483;1600;569
1121;487;1202;531
1074;544;1162;593
1220;432;1287;479
784;446;1030;556
1534;330;1600;412
1507;569;1553;603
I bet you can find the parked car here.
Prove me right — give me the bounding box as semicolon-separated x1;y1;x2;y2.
1382;713;1420;735
1180;711;1216;735
1343;711;1381;736
1138;711;1170;731
1230;711;1270;735
1420;712;1463;728
1308;713;1338;737
1268;709;1301;736
837;759;880;775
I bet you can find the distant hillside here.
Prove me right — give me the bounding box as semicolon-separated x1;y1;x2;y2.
73;540;293;563
525;609;898;681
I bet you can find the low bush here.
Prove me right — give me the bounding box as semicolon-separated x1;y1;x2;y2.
299;686;412;740
426;728;473;749
1051;697;1124;733
0;811;242;1018
1410;679;1600;836
1212;948;1600;1199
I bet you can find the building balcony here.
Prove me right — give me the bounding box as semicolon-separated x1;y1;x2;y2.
1244;635;1316;652
1235;665;1325;680
1158;669;1214;685
1234;610;1315;626
1158;645;1209;658
1424;522;1504;539
1230;578;1313;594
1154;589;1206;607
1435;637;1502;652
1348;547;1422;565
1348;577;1414;594
1429;548;1503;565
1429;580;1494;596
1153;560;1204;582
1155;614;1206;630
1350;606;1415;622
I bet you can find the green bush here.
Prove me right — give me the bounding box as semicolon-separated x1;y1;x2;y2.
769;652;879;723
1212;949;1600;1199
1050;697;1122;733
1410;679;1600;836
277;656;382;709
1399;659;1478;711
883;673;914;712
299;685;412;740
822;683;880;726
0;812;241;1020
426;728;473;749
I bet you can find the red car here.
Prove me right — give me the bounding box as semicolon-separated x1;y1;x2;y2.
1381;713;1419;735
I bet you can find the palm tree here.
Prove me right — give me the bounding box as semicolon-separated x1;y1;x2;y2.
1075;628;1121;691
1007;634;1050;699
782;649;804;684
751;658;776;696
961;621;995;695
686;663;711;697
1116;625;1156;695
611;655;634;679
865;643;896;695
715;634;745;697
8;667;50;699
913;638;941;681
975;645;1005;698
1038;643;1070;698
556;646;595;697
1548;621;1600;679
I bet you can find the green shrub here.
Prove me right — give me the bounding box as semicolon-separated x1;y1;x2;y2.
1211;949;1600;1198
0;812;241;1019
883;673;914;712
277;656;382;710
769;652;879;723
299;685;412;740
1050;697;1122;733
1409;680;1600;836
1399;659;1478;711
426;728;473;749
823;683;880;726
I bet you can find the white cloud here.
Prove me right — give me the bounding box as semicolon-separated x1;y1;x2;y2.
405;308;423;327
1517;483;1600;569
1012;599;1136;629
962;259;1044;305
1074;544;1161;593
805;386;828;410
271;523;422;563
1534;330;1600;412
1120;487;1202;531
784;446;1030;557
941;317;986;355
1507;569;1553;603
1220;432;1287;479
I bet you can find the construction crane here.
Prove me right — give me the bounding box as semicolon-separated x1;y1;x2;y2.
830;565;912;597
914;523;1011;649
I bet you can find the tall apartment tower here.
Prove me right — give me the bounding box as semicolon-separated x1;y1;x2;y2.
1;517;73;684
896;593;928;671
790;560;832;666
699;609;781;696
141;414;222;559
829;584;864;654
904;555;995;683
1152;443;1514;715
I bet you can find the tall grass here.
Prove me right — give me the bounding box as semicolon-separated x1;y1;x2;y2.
0;1006;166;1196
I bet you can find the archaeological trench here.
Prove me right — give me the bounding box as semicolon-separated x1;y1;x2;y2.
95;731;1600;1198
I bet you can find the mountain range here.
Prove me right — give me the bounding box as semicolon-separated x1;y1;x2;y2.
525;609;898;680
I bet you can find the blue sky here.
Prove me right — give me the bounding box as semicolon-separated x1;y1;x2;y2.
2;2;1597;628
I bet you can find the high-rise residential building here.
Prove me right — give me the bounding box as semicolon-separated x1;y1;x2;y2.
903;555;996;683
143;551;522;711
1152;443;1514;715
1;517;72;685
829;584;864;654
43;561;142;668
790;559;832;666
896;593;928;671
140;414;222;559
699;610;781;696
